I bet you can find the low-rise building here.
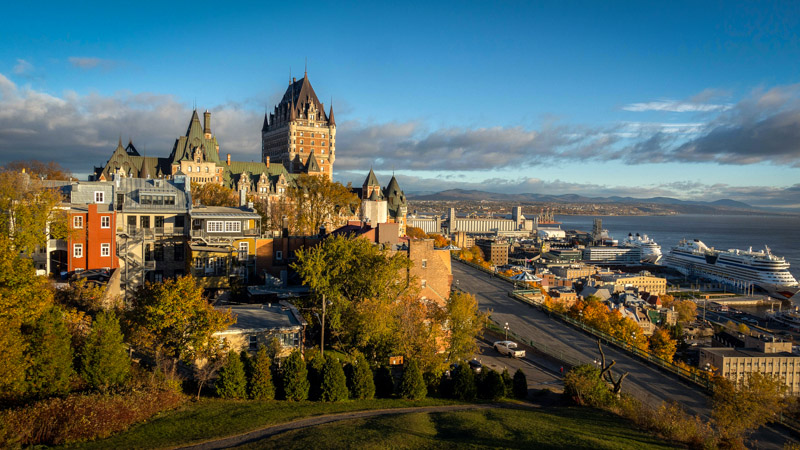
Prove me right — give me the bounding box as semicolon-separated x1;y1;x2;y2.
582;246;641;264
476;239;509;266
214;302;306;358
699;336;800;394
405;239;452;304
594;271;667;295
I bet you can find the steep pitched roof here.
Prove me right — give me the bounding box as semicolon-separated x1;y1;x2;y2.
384;175;407;217
223;160;295;190
305;152;321;173
167;110;222;165
328;104;335;126
363;168;380;188
278;75;327;122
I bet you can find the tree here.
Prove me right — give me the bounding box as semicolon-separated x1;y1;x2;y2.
191;182;238;207
673;300;698;323
3;160;73;180
406;227;427;239
374;366;395;398
306;354;325;401
249;345;275;400
80;311;130;391
395;294;447;374
348;353;375;400
398;360;427;400
446;291;487;363
126;277;234;378
712;373;789;446
216;350;247;399
0;320;27;399
25;306;75;398
194;346;227;400
451;364;477;401
320;355;348;402
286;174;360;236
648;328;677;363
512;368;528;399
281;349;309;401
479;369;506;400
55;279;109;314
501;368;513;398
292;234;412;359
736;323;750;334
659;294;675;309
563;365;612;407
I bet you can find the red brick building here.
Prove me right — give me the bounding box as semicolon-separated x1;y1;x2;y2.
68;203;119;272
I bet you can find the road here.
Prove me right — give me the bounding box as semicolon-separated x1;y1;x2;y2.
475;338;564;393
453;261;795;448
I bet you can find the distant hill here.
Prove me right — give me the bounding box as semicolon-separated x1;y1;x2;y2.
407;189;765;213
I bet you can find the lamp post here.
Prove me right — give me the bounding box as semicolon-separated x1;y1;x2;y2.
504;322;509;340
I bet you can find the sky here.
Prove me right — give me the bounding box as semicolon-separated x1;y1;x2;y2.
1;1;800;209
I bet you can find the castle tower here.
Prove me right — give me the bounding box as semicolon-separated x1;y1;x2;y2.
261;73;336;179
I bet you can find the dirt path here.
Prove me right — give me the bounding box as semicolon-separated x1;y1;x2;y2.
177;403;521;450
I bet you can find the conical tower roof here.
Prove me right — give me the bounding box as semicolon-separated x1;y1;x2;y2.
363;168;380;188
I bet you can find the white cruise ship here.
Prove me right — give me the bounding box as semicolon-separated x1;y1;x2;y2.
664;239;800;299
622;233;663;264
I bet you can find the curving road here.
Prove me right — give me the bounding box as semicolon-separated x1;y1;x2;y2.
453;261;794;448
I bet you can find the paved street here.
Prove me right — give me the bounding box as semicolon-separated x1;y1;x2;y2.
453;261;795;448
474;338;564;392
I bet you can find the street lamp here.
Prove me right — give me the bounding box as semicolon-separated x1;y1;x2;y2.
504;322;510;340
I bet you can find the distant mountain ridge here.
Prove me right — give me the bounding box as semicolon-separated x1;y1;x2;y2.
407;189;758;211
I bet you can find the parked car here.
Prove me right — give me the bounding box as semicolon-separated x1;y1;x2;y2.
468;359;483;373
494;340;526;358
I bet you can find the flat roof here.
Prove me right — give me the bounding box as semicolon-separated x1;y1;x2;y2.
702;347;799;358
191;206;260;219
215;303;306;334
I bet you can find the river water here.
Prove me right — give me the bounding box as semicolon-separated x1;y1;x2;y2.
554;214;800;280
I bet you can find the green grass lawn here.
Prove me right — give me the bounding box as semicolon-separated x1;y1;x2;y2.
67;397;462;449
235;406;677;450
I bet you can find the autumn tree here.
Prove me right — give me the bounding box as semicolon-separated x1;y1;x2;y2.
648;328;677;362
292;234;412;359
3;160;73;180
673;300;698;323
191;182;238;207
80;311;130;391
251;196;296;233
395;295;447;373
286;174;360;236
126;277;234;379
55;278;108;313
712;373;789;446
446;291;487;363
194;345;228;400
406;226;427;239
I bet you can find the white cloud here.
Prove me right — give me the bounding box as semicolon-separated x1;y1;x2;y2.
622;100;731;113
12;59;33;75
68;57;116;70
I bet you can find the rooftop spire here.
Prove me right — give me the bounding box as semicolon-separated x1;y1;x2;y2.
328;102;336;126
304;57;307;78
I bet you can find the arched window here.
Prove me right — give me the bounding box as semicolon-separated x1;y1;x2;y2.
187;166;192;172
205;167;209;173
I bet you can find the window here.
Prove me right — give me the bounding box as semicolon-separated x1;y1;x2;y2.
174;244;184;261
94;191;105;203
155;216;164;228
249;335;258;351
175;216;185;228
116;193;124;210
101;216;110;228
196;166;200;172
194;257;204;269
239;242;249;259
421;280;427;288
140;216;150;228
225;221;241;232
127;216;136;229
275;250;283;260
73;216;83;228
207;221;224;232
144;244;152;261
73;244;83;258
300;139;304;144
187;166;192;172
281;332;299;347
101;243;110;257
205;167;209;173
422;259;427;268
154;243;164;261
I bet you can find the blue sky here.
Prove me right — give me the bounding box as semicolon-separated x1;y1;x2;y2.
1;1;800;208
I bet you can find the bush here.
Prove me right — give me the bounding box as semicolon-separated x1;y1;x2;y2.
320;355;348;402
479;369;505;400
306;354;325;401
374;366;395;398
501;368;513;398
25;305;75;398
563;365;612;407
398;360;427;400
80;311;130;391
0;387;184;446
423;370;442;398
248;345;275;400
216;350;247;399
512;368;528;399
451;364;477;401
282;349;309;401
348;354;375;400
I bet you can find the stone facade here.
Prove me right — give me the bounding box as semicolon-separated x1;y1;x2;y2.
406;239;453;305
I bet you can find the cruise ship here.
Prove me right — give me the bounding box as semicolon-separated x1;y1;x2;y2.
622;233;663;264
664;239;800;299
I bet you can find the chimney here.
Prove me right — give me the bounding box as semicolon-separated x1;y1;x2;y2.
282;216;289;237
266;156;270;168
203;110;211;138
239;189;246;207
226;153;231;166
